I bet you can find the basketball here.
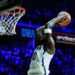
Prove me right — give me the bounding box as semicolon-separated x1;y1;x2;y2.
58;11;71;26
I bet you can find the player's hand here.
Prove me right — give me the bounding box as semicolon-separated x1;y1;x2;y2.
57;11;71;27
57;11;69;22
58;15;68;23
58;14;68;21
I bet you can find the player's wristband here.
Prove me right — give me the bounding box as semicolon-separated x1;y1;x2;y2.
44;28;52;34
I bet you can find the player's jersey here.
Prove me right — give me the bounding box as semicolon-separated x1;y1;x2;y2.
27;45;54;75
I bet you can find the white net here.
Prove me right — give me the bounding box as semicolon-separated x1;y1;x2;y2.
0;7;25;35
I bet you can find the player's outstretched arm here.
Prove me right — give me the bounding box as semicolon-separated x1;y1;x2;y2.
35;15;66;46
36;15;65;31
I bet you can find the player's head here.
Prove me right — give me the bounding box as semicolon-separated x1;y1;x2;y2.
44;28;52;34
44;28;57;44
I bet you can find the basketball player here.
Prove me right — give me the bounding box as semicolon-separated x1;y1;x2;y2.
27;12;68;75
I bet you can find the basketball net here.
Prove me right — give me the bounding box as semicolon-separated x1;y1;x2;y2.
0;7;25;35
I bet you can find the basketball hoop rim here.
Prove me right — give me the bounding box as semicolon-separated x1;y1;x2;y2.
0;7;26;15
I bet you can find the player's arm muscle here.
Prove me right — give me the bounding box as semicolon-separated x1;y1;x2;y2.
45;35;55;54
35;15;66;46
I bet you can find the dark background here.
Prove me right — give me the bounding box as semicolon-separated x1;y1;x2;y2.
0;0;75;75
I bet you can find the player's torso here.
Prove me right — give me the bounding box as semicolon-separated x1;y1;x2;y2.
28;45;54;74
30;45;44;68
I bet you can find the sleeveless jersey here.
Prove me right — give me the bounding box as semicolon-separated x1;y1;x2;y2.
27;45;54;75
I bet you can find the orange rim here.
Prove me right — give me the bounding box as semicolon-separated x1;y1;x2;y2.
0;7;26;15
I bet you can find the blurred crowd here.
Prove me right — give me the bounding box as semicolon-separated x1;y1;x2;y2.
0;42;74;75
